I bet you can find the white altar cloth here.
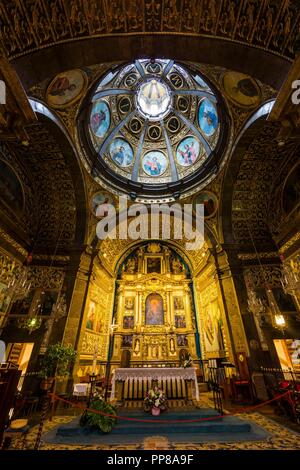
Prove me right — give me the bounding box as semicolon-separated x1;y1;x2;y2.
111;367;199;401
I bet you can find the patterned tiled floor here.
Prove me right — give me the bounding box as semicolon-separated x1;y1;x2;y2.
6;393;300;450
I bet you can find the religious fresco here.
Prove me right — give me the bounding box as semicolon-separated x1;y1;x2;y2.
175;315;186;328
198;98;218;136
91;192;114;216
109;138;134;167
193;191;218;218
122;335;133;347
142;151;168;177
46;69;87;108
145;293;164;325
90;100;110;137
0;160;24;213
176;137;200;166
282;164;300;214
222;72;261;108
123;316;134;329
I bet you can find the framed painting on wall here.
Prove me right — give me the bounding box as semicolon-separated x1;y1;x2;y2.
125;297;135;310
175;315;186;328
86;301;96;331
174;296;184;310
123;316;134;329
122;335;133;347
145;293;164;325
146;257;161;274
177;334;188;347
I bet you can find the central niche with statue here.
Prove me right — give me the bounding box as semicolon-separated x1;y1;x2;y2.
110;242;198;368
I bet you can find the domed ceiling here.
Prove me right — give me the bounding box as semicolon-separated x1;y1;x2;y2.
79;59;229;200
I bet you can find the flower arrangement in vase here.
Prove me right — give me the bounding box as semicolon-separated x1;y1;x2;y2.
144;386;167;416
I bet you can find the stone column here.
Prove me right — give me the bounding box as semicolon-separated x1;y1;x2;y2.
62;247;96;376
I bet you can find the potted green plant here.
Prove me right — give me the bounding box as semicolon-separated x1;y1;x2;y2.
80;393;117;434
38;343;76;390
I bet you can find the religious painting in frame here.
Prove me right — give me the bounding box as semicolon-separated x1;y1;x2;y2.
222;72;261;108
145;293;164;325
109;138;134;167
91;192;114;217
176;136;200;167
142;151;168;177
123;316;134;329
175;315;186;328
90;100;110;138
86;301;96;331
174;296;184;310
125;297;134;310
122;335;133;347
198;98;218;136
146;257;161;274
46;69;87;108
193;191;218;218
177;334;188;347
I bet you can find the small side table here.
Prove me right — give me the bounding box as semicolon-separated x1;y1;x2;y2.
1;425;30;450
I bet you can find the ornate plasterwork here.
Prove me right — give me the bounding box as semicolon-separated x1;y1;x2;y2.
231;123;299;244
0;142;36;239
0;0;299;60
27;266;65;290
99;236;209;276
243;265;282;288
238;252;279;261
0;228;27;258
8;122;77;248
0;251;22;284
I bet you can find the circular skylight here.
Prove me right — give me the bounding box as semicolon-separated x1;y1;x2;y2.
82;59;225;199
136;79;172;120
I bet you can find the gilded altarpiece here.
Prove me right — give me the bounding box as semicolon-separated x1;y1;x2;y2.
77;261;114;377
111;243;197;370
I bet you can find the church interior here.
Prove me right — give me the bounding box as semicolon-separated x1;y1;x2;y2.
1;0;300;452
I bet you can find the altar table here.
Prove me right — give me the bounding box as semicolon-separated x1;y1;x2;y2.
111;367;200;401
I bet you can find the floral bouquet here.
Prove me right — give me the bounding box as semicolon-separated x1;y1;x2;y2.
144;386;167;414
